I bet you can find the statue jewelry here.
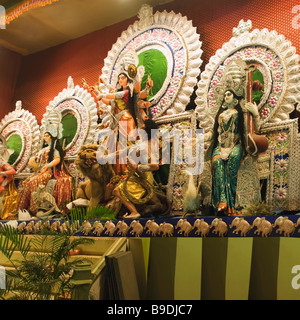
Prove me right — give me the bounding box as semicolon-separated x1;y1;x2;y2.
220;116;234;138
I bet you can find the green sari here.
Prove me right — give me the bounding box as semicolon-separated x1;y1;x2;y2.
211;108;243;214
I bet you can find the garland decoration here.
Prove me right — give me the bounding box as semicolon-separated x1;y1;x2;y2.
5;0;59;25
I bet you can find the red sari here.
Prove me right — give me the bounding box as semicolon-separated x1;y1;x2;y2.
18;147;72;214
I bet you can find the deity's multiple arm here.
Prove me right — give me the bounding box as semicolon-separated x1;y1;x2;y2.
0;163;16;177
29;148;61;175
41;155;61;174
0;161;16;193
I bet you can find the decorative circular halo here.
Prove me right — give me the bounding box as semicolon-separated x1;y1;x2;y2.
195;19;300;131
41;76;98;158
0;107;40;173
101;6;202;119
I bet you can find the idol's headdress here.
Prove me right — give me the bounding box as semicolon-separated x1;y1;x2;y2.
116;50;145;93
41;109;63;139
213;59;247;106
117;50;139;80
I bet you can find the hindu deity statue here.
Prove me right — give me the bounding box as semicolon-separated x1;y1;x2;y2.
86;50;153;175
18;110;72;215
204;60;261;216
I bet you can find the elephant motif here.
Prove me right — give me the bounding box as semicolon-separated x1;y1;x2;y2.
192;219;210;237
104;221;116;236
229;217;251;237
144;220;160;236
296;218;300;232
50;220;61;232
210;218;228;237
33;220;42;233
91;221;104;236
115;221;129;236
17;221;27;233
129;220;144;237
81;220;92;235
25;221;35;233
251;217;273;237
158;222;174;237
175;219;193;236
272;216;295;237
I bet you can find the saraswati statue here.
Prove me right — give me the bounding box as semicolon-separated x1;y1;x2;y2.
204;59;268;216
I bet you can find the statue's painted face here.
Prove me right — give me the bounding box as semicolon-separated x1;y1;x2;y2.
44;132;52;144
224;91;234;105
118;74;128;88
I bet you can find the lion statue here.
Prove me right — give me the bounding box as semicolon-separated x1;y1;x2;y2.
74;144;115;207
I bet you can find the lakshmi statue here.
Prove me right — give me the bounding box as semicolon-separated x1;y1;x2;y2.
18;110;72;215
205;60;261;216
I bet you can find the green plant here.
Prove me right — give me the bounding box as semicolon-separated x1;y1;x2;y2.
68;205;116;222
0;222;94;300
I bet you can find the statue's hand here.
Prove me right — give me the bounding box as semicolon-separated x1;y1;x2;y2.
41;166;48;174
146;79;153;89
245;102;259;117
99;76;105;84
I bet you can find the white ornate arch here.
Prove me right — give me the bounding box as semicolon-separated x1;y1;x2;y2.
0;102;40;173
41;76;98;159
195;19;300;131
101;5;203;119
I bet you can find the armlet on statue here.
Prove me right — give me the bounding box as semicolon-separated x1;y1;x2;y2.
114;90;127;99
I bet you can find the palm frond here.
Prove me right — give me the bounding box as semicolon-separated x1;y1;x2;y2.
0;224;31;261
70;205;115;221
0;208;100;300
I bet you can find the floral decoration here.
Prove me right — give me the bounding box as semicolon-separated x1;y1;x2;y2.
267;129;290;209
2;120;30;172
207;45;287;124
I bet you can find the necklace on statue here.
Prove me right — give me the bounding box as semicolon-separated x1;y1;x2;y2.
220;116;234;138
